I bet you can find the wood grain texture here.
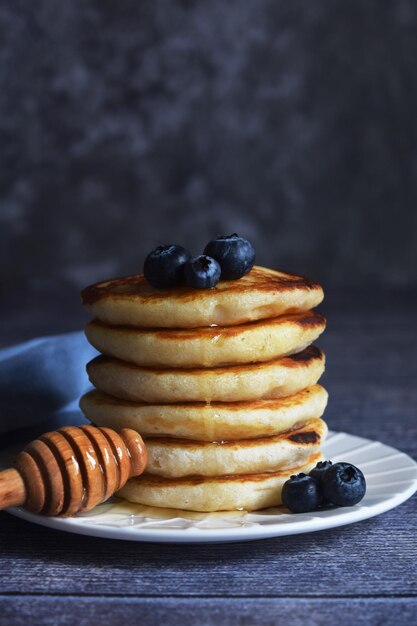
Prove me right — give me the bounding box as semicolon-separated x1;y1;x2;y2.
0;290;416;624
0;598;416;626
0;468;26;509
0;501;416;596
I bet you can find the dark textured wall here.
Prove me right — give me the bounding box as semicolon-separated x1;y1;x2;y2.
2;0;417;300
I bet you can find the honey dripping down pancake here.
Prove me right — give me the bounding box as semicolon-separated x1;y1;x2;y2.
81;265;324;329
84;310;326;368
80;384;328;442
86;346;325;404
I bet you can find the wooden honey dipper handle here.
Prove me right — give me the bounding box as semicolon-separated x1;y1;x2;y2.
0;426;147;516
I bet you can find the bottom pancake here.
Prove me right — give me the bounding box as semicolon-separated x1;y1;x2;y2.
117;452;323;512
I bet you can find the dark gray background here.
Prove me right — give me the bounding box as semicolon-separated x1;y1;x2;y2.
1;0;417;342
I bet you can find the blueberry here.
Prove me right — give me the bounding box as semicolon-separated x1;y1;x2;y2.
184;255;221;289
143;244;191;289
309;460;333;505
309;460;333;486
321;462;366;507
204;234;255;280
281;473;323;513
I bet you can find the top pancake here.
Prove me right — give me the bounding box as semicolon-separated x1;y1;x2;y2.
81;265;324;328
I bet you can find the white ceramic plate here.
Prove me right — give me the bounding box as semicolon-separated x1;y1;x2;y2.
5;431;417;543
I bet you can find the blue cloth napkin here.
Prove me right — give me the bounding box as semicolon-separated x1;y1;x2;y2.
0;332;98;440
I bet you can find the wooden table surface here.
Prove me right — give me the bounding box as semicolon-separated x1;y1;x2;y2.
0;290;416;626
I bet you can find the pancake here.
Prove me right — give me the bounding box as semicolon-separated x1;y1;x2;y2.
80;384;328;441
81;265;324;329
117;452;323;511
85;311;326;368
143;418;327;477
86;346;325;403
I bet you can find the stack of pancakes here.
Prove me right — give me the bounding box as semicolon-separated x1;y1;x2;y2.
80;266;328;512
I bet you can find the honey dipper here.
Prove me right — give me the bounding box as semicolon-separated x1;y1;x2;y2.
0;425;147;516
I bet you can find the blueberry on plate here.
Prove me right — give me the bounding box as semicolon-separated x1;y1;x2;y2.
281;473;323;513
309;460;334;505
321;462;366;507
184;255;221;289
204;234;255;280
309;460;333;485
143;244;191;289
